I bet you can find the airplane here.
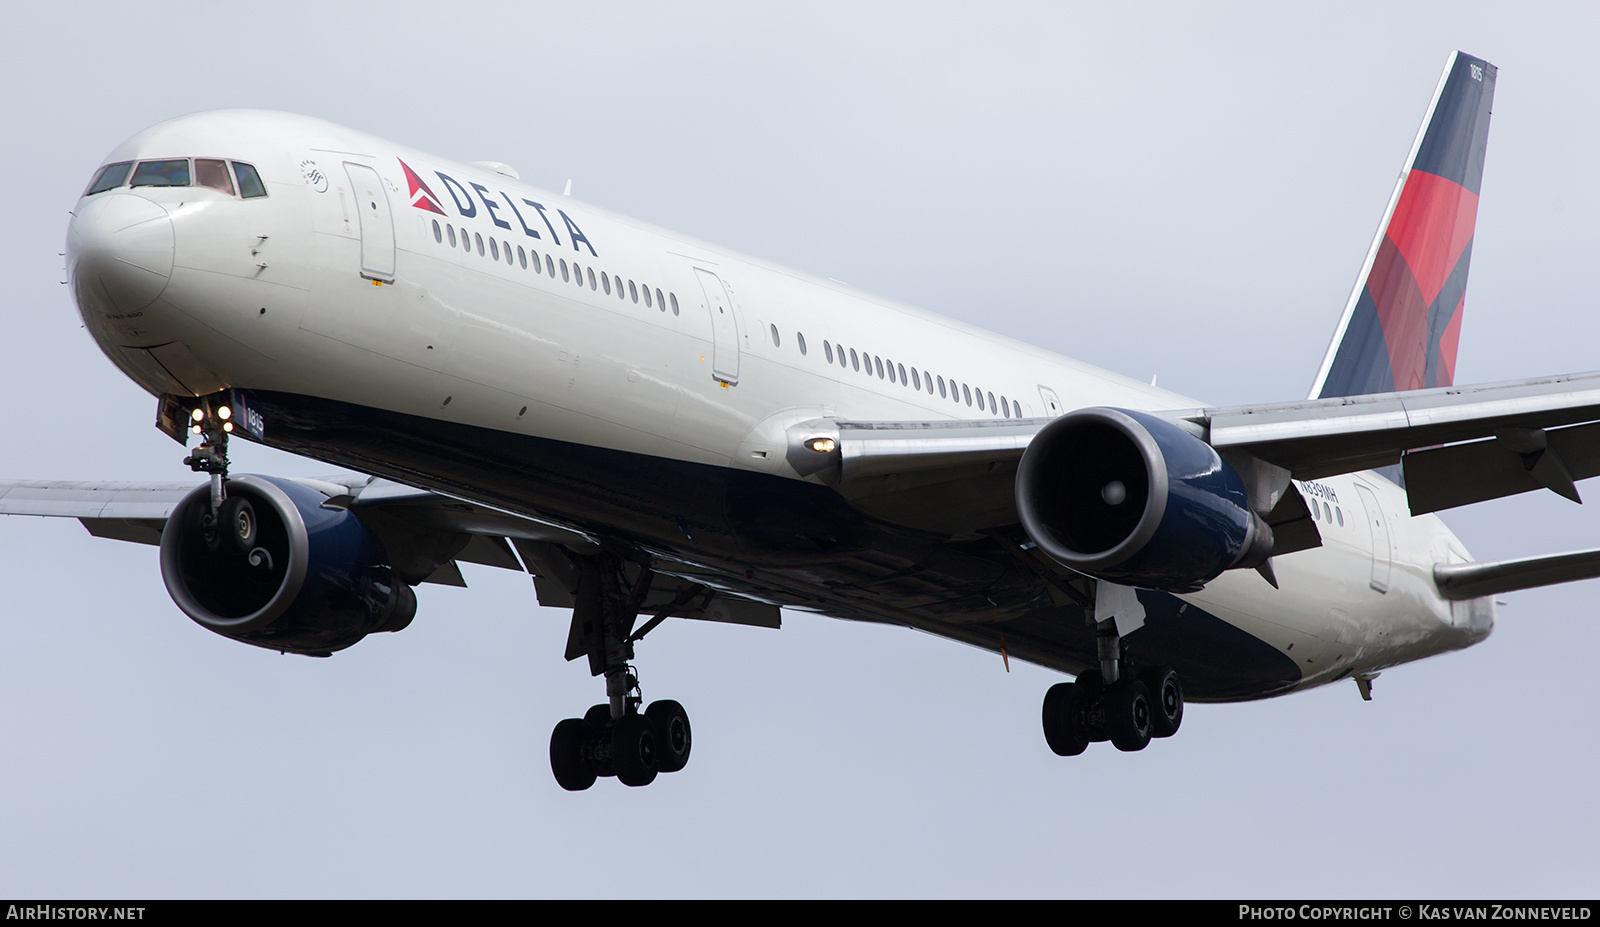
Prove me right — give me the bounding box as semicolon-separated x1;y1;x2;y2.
8;49;1600;790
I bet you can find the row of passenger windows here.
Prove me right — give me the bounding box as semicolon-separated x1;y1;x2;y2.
767;322;1022;418
85;159;267;198
1309;499;1344;528
432;217;1017;417
431;219;679;316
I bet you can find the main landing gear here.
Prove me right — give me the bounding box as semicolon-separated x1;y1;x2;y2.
1041;610;1184;754
548;552;699;790
1041;664;1184;755
550;668;693;790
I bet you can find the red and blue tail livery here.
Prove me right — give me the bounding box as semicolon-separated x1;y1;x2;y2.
1311;51;1496;400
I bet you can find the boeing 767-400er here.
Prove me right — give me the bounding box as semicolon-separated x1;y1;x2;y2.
9;50;1599;789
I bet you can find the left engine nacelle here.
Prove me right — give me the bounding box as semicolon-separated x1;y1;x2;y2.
159;475;416;657
1015;407;1273;591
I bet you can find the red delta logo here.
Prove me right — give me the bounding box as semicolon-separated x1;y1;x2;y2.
398;159;446;215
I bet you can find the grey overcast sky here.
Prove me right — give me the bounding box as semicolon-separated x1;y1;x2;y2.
2;1;1598;898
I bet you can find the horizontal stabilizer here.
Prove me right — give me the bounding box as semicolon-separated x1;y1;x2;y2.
1433;549;1600;600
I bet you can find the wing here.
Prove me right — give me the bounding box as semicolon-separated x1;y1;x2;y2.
785;369;1600;594
795;369;1600;523
0;476;779;632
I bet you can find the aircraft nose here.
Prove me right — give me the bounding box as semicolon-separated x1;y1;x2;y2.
67;192;174;315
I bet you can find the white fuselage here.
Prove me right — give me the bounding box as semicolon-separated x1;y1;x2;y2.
66;110;1493;699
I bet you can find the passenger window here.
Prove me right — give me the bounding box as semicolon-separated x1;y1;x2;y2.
131;159;190;187
910;368;920;390
476;232;485;256
644;286;653;309
850;349;860;371
874;356;884;379
1337;507;1344;527
824;341;834;363
448;225;457;247
797;333;807;355
561;259;570;282
1013;400;1021;418
232;162;267;198
629;281;638;303
670;293;680;316
602;272;611;295
897;363;907;385
490;238;500;261
963;384;972;406
518;246;527;269
588;267;597;290
656;288;665;312
770;324;780;347
546;254;555;276
937;376;946;398
976;390;985;411
988;391;997;414
433;220;443;243
1000;395;1009;418
884;358;895;382
195;159;234;195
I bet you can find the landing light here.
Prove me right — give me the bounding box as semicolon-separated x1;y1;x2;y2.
217;406;231;421
222;422;233;433
191;408;205;422
806;437;836;454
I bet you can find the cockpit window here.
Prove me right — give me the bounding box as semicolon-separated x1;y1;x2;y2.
85;161;133;195
195;159;234;195
232;161;266;198
130;159;191;187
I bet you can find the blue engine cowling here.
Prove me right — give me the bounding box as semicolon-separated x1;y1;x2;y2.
159;475;416;656
1015;407;1272;590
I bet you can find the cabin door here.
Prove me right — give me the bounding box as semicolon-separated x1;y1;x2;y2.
695;268;740;385
1354;482;1393;593
343;162;395;283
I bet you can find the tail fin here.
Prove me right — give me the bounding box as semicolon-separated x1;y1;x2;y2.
1309;51;1497;400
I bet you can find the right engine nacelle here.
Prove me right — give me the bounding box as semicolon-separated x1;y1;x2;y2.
159;475;416;657
1015;407;1272;591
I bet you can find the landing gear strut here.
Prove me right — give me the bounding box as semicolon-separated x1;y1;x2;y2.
182;398;238;549
548;552;698;790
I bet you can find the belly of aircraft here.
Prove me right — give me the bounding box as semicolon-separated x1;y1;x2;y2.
238;389;1304;701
